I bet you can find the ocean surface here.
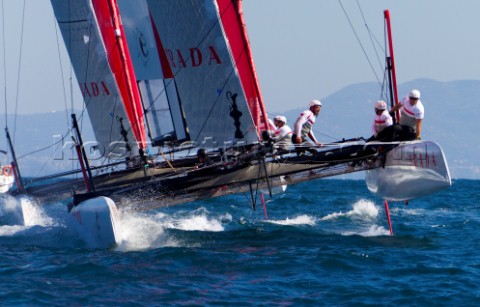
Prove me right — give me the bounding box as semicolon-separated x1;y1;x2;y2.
0;179;479;306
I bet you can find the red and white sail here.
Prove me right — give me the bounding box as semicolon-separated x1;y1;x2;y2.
216;0;269;133
146;0;268;145
117;0;188;146
50;0;146;159
51;0;271;155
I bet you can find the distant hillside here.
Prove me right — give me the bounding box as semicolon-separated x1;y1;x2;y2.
278;79;480;179
0;79;478;179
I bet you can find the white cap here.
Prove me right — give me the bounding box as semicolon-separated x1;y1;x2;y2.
274;115;287;123
409;89;421;99
374;100;387;110
309;99;322;107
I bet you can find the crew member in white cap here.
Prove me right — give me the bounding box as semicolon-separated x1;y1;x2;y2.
272;115;292;152
371;100;393;138
391;89;424;140
293;99;323;146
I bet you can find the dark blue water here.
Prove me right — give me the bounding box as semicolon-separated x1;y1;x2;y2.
1;179;479;305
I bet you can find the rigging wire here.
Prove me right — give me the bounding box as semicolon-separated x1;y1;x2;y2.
17;137;64;160
13;0;26;145
1;0;7;125
337;0;382;88
355;0;385;75
53;14;70;129
11;6;83;176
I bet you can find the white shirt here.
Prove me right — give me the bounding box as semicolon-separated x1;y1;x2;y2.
274;125;292;150
372;110;393;137
399;97;424;130
294;109;317;142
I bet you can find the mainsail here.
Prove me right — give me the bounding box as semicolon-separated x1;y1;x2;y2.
52;0;271;154
116;0;188;146
50;0;146;159
216;0;269;133
147;0;264;147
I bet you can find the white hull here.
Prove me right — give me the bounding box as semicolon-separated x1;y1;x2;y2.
365;141;451;201
70;197;122;248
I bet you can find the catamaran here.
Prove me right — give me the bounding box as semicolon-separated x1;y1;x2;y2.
3;1;450;247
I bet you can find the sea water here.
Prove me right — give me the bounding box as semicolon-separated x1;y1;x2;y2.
0;179;479;305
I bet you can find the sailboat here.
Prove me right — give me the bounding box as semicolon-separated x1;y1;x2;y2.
4;1;450;247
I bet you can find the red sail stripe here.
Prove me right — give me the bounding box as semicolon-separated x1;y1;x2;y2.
91;0;147;149
216;0;269;137
149;11;174;79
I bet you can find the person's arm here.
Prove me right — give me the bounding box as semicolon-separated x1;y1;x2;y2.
294;116;306;143
273;130;282;142
390;102;402;113
308;131;323;146
308;131;317;143
415;119;422;139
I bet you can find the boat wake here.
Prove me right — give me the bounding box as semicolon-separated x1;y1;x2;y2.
321;199;379;221
0;195;396;250
267;215;316;226
116;207;232;251
0;196;54;227
317;199;393;237
341;225;391;237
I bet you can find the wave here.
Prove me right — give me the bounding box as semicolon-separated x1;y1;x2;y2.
116;207;233;251
0;196;55;228
321;199;379;221
267;214;316;226
341;225;390;237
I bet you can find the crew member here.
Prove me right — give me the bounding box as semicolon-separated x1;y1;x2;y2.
371;100;393;140
273;115;292;152
292;99;323;146
391;89;424;140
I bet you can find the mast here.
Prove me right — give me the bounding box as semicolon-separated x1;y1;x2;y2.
72;114;95;192
383;10;397;236
384;10;400;123
5;128;23;191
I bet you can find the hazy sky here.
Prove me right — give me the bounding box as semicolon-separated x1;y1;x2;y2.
1;0;479;114
243;0;480;112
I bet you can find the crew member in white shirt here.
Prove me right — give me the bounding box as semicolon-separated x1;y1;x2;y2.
371;100;393;139
272;115;292;152
391;89;424;140
293;99;323;146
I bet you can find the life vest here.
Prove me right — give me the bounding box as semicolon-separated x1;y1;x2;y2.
2;165;12;177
